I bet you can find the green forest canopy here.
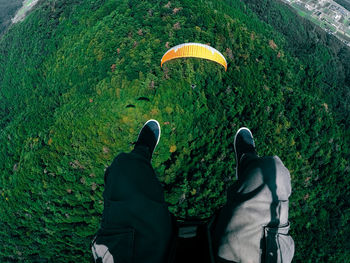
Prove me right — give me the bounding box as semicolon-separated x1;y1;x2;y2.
334;0;350;11
0;0;349;262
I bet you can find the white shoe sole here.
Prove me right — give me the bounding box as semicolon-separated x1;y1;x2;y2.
234;127;254;179
137;119;161;151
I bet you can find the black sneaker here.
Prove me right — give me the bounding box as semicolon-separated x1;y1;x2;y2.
234;127;257;178
135;119;161;156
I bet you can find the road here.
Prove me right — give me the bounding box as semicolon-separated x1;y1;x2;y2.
12;0;39;24
280;0;350;46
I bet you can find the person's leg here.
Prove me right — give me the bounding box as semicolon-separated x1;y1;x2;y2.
212;128;294;263
92;120;175;263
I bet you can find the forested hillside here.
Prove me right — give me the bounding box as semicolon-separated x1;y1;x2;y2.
242;0;350;127
0;0;349;262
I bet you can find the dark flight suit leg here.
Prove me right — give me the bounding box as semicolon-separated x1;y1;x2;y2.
92;145;174;263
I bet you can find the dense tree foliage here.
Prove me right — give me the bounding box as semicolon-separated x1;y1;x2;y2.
0;0;348;262
242;0;350;127
334;0;350;11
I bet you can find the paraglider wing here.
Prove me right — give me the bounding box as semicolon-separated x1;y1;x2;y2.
161;43;227;71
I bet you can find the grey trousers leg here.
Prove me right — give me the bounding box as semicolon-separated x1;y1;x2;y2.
92;145;174;263
212;154;295;263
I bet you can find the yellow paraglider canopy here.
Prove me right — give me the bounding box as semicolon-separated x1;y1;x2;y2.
161;43;227;71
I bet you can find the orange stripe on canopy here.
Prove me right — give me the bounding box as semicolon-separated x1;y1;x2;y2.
161;43;227;71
